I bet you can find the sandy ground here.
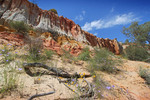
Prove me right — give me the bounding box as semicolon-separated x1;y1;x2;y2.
101;60;150;100
0;54;93;100
0;49;150;100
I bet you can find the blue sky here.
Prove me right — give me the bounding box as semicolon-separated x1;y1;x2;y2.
29;0;150;42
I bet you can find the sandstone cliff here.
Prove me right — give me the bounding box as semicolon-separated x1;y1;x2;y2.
0;0;87;42
0;0;122;54
83;30;122;55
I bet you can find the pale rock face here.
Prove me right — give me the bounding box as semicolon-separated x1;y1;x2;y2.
0;0;87;42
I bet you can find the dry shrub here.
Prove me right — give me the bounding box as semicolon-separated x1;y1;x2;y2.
24;36;46;62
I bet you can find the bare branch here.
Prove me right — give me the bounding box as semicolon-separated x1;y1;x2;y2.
28;85;55;100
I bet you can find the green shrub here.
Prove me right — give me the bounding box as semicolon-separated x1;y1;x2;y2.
0;46;9;54
123;45;149;61
9;21;30;35
0;66;18;94
61;49;78;63
93;75;113;99
124;39;129;44
49;9;58;14
62;49;72;59
0;45;14;64
139;68;150;85
78;47;91;61
25;37;46;63
3;53;14;64
44;49;55;59
89;48;121;74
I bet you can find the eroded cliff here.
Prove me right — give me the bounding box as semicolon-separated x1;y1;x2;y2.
0;0;122;54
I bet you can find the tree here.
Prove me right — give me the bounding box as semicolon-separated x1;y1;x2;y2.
49;9;58;14
122;21;150;45
125;39;129;44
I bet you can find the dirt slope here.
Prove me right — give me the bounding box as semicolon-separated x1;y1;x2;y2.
0;49;150;100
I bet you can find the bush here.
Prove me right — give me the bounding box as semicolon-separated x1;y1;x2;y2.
49;9;58;14
9;21;30;35
61;49;78;63
89;48;121;74
78;47;91;61
123;45;149;61
93;75;113;99
62;49;72;59
124;39;129;44
139;68;150;85
25;37;46;63
44;49;55;59
0;45;14;64
0;65;18;94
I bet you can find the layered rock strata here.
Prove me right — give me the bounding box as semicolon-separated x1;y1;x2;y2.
0;0;122;54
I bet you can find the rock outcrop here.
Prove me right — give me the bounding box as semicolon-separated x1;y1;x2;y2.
41;32;83;56
41;32;61;54
0;25;15;32
0;0;87;42
83;30;122;55
0;0;122;54
0;32;24;46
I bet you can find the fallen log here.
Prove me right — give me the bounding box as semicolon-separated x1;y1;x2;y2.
23;63;92;78
28;85;55;100
23;63;94;100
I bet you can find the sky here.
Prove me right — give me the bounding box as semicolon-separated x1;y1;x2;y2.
29;0;150;42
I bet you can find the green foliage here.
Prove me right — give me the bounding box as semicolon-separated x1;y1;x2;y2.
0;45;14;64
93;75;112;99
44;49;55;59
25;37;46;63
0;71;17;94
61;49;78;63
3;53;14;64
62;49;72;59
139;68;150;85
49;9;58;14
123;45;149;61
9;21;30;35
0;46;9;54
89;48;121;74
0;65;18;94
78;47;91;61
86;48;122;98
122;21;150;45
28;48;40;62
124;39;129;44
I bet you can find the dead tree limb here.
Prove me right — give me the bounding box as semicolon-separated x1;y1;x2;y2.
23;63;91;78
23;63;94;99
80;78;94;98
28;85;55;100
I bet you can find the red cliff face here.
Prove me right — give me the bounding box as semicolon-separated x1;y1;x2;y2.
0;32;24;46
82;30;98;46
83;30;122;55
0;0;122;54
0;0;87;42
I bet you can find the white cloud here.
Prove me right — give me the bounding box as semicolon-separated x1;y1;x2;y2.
75;10;86;21
82;12;139;31
75;15;84;21
94;33;98;36
81;22;92;31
